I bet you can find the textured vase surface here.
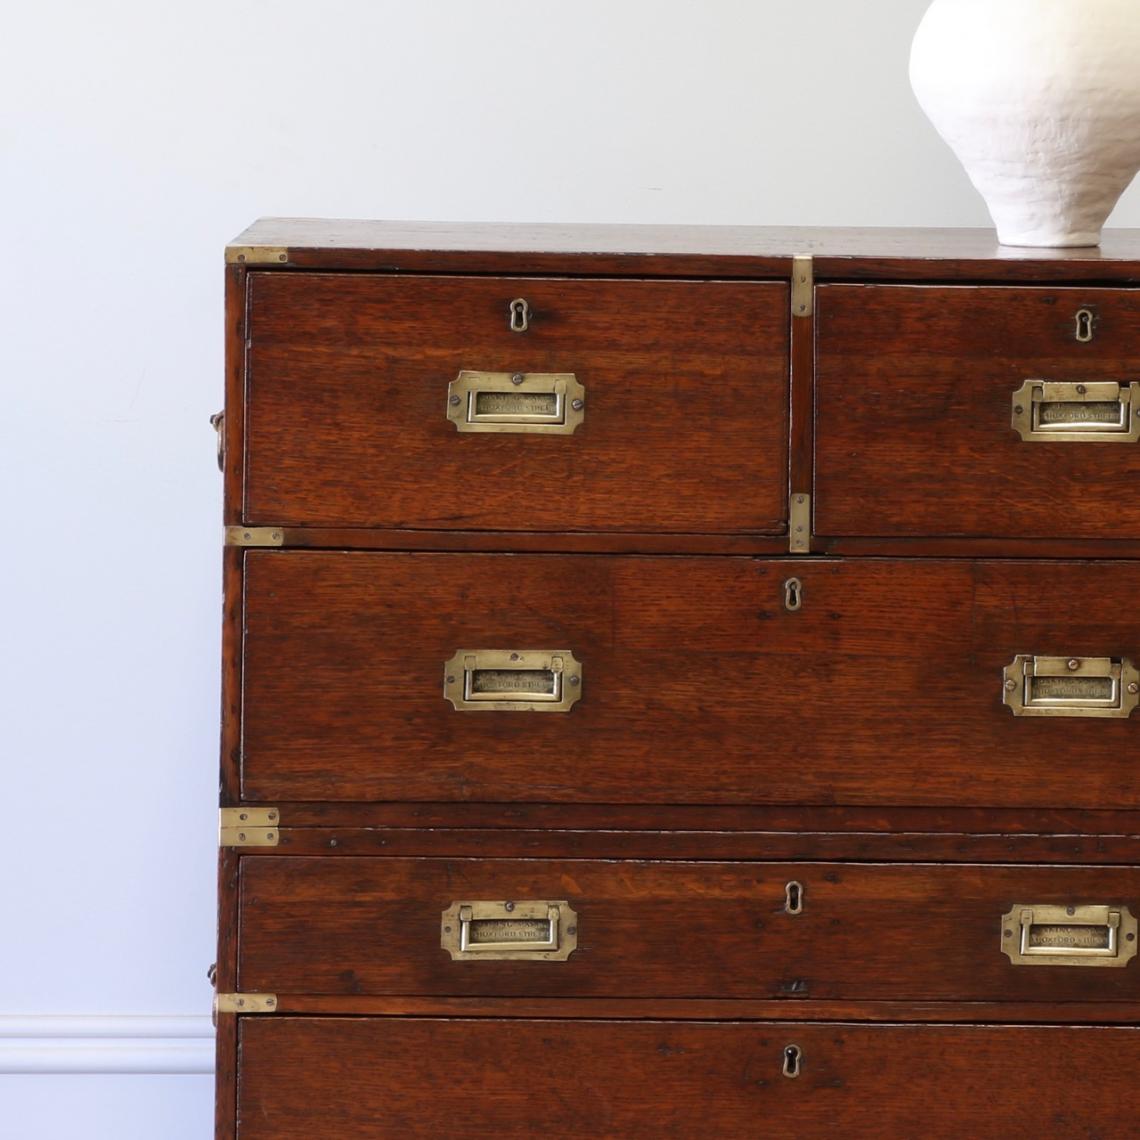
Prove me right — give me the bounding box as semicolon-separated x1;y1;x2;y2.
910;0;1140;247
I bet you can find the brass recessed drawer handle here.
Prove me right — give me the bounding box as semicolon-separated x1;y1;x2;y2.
441;900;579;961
446;370;585;434
1003;655;1139;718
1012;380;1139;442
1002;904;1138;968
443;649;582;712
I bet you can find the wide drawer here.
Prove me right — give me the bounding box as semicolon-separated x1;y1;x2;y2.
238;857;1140;1002
243;273;789;533
815;284;1140;540
236;1018;1140;1138
240;553;1140;807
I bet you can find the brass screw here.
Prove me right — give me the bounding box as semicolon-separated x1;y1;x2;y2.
449;395;461;406
1014;405;1024;415
1076;384;1087;395
511;373;525;385
569;675;580;686
504;901;515;912
571;399;584;411
1067;659;1081;671
1005;679;1017;691
1128;682;1139;695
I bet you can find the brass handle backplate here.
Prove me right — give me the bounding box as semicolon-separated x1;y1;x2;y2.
1003;655;1139;719
441;900;579;961
444;649;582;712
446;370;584;434
1012;380;1139;442
1002;904;1138;968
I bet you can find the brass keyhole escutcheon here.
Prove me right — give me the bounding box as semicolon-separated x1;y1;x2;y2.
782;1044;803;1079
1075;308;1095;343
783;577;803;613
509;297;531;333
784;881;805;915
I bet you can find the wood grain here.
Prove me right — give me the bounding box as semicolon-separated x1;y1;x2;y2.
236;857;1140;1004
236;1018;1140;1138
240;553;1140;808
255;802;1140;835
230;218;1140;282
252;995;1140;1023
222;264;246;528
815;284;1140;541
244;273;789;533
263;825;1140;864
249;998;1140;1026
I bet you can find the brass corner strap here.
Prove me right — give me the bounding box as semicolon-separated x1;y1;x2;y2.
792;255;814;318
220;807;280;847
215;993;278;1015
789;492;811;553
225;526;285;548
225;246;289;265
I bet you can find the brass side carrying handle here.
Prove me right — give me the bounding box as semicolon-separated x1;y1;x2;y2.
1002;904;1138;968
1003;655;1139;719
444;650;582;712
441;900;579;961
446;370;585;434
1012;380;1140;442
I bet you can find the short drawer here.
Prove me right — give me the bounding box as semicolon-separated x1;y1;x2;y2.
815;284;1140;540
236;1018;1140;1138
242;272;789;534
237;857;1140;1002
240;553;1140;808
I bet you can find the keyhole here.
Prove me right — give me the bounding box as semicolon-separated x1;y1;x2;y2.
784;880;805;915
782;1044;803;1079
783;577;803;613
1075;308;1095;343
509;298;531;333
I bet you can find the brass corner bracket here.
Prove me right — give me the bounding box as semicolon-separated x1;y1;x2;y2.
220;807;280;847
792;255;814;318
225;526;285;548
225;246;289;266
789;492;811;553
214;993;278;1015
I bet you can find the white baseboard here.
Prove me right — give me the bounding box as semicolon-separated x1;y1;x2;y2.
0;1016;214;1074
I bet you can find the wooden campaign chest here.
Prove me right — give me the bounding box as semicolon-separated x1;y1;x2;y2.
214;220;1140;1138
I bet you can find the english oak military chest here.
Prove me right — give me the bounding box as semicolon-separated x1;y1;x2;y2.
214;220;1140;1138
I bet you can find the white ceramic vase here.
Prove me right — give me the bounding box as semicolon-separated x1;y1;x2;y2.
910;0;1140;247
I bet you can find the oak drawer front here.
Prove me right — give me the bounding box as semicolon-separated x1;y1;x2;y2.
243;273;789;534
238;858;1140;1002
241;553;1140;808
237;1018;1140;1139
815;284;1140;540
